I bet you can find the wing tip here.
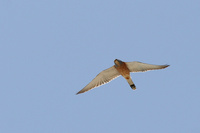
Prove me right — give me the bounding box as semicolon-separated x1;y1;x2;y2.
76;91;84;95
76;89;90;95
163;64;170;68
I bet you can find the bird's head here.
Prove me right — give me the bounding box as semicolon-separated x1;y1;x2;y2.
114;59;123;67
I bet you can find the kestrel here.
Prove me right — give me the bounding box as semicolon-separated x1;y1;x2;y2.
77;59;169;94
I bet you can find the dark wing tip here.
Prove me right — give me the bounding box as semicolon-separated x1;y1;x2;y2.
76;89;87;95
164;64;170;68
76;91;83;95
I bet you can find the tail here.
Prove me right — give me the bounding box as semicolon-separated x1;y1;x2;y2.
126;78;136;90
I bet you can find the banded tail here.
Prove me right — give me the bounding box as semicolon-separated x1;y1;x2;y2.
126;77;136;90
130;84;136;90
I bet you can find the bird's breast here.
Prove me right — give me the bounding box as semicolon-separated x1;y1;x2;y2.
114;62;130;77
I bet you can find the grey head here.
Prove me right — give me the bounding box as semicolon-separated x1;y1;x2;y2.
114;59;123;67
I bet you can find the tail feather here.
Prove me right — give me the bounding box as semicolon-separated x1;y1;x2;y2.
130;84;136;90
126;78;136;90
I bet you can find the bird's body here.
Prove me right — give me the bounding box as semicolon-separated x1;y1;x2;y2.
76;59;169;94
114;60;136;89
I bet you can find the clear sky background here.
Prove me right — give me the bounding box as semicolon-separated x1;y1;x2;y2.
0;0;200;133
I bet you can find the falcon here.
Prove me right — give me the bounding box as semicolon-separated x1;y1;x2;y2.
77;59;169;94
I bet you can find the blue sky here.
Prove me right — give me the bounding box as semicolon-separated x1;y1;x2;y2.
0;0;200;133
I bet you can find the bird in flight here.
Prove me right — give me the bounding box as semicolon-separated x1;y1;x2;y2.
77;59;169;94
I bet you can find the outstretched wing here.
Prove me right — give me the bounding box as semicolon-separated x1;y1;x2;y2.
126;61;169;72
77;66;120;94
